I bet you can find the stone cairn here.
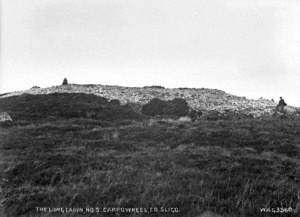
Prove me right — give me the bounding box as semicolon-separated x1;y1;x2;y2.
62;78;68;85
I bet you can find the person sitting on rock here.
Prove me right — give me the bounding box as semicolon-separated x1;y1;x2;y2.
276;97;287;113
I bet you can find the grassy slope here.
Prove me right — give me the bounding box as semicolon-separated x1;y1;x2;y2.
0;93;299;217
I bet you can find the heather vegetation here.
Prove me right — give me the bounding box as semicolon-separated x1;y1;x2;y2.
0;93;140;122
0;93;299;217
141;98;190;118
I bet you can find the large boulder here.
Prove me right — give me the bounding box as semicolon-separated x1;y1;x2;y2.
0;112;13;126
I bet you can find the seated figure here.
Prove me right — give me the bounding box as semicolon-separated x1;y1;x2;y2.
276;97;287;113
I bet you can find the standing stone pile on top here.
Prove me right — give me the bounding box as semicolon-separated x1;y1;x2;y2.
62;78;68;85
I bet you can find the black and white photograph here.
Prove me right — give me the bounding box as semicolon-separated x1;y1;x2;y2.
0;0;300;216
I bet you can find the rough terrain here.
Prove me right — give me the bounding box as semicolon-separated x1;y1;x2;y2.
0;90;299;217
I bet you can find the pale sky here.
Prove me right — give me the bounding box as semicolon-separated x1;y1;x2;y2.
1;0;300;105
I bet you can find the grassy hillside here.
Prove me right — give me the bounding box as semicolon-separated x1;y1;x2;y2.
0;93;299;217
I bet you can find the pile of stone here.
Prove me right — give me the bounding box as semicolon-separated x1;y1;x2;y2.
0;84;280;117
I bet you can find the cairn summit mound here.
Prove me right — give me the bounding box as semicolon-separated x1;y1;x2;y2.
0;83;283;117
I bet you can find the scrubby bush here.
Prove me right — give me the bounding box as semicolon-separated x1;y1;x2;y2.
142;98;190;117
142;98;166;116
167;98;189;117
109;99;121;106
189;110;202;121
202;110;220;121
126;102;143;114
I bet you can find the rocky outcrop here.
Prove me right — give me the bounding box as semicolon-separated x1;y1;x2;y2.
0;84;284;116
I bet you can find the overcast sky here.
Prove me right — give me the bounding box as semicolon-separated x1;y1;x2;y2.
1;0;300;105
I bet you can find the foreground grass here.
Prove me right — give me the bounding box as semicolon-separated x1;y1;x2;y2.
0;116;299;217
